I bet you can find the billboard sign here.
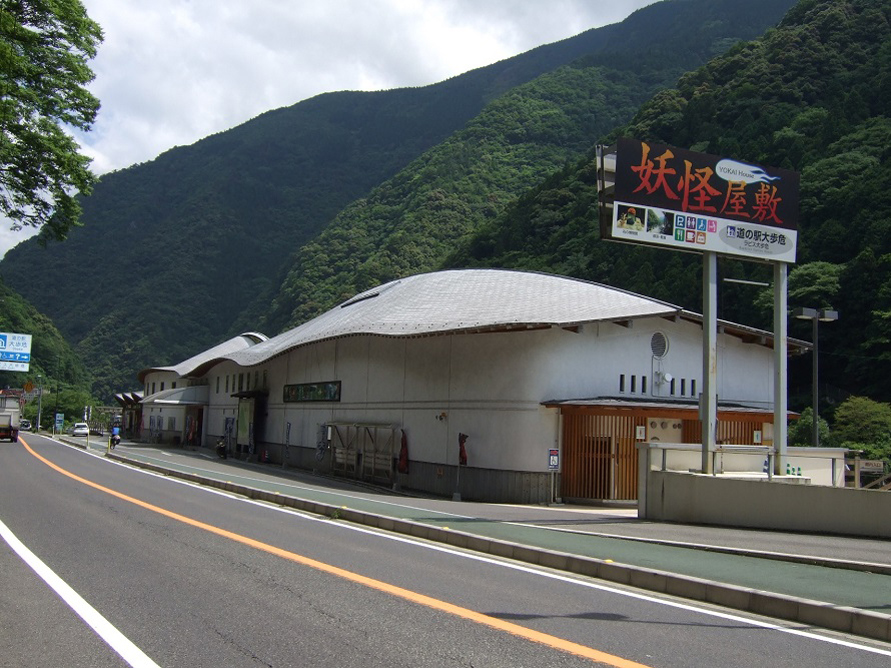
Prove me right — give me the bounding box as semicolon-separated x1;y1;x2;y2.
0;332;32;372
606;138;799;263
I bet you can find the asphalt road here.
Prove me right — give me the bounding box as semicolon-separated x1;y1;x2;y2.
2;434;891;667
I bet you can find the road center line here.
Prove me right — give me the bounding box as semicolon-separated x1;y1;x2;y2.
21;437;652;667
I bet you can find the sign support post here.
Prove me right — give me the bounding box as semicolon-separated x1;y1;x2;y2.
773;262;788;475
701;251;718;474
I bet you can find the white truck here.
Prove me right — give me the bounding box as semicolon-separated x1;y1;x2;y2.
0;390;22;441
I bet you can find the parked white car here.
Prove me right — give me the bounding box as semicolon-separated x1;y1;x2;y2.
70;422;89;437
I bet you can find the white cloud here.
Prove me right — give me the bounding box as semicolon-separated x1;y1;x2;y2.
1;0;654;257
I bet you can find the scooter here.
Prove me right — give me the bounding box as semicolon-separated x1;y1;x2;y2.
110;433;121;449
215;438;227;459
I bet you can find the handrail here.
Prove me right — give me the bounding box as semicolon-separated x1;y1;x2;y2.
863;471;891;490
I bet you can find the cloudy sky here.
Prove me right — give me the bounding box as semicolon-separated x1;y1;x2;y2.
3;0;655;255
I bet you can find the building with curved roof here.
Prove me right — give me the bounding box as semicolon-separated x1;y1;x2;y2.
136;269;801;503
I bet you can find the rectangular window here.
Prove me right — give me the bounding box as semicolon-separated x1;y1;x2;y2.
246;373;251;391
691;379;697;397
670;378;676;396
619;374;625;392
642;375;648;394
225;376;229;393
283;381;342;403
238;373;244;392
216;376;220;394
630;375;637;393
681;379;686;396
167;416;176;431
160;382;165;392
151;382;156;394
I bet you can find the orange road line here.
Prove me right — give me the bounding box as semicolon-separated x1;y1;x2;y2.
21;437;653;668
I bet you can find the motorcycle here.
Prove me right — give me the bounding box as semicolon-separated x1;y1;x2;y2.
110;433;121;449
215;438;227;459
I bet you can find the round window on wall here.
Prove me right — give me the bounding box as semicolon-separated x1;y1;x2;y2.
651;332;669;359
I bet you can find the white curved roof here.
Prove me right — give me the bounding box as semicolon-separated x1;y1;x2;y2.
225;269;681;368
137;332;268;382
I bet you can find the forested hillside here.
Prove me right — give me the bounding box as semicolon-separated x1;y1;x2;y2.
0;0;795;400
0;13;625;398
258;0;795;332
0;279;88;398
450;0;891;406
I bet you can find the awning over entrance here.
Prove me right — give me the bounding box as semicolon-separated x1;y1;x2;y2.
141;385;209;406
542;396;795;419
114;391;143;408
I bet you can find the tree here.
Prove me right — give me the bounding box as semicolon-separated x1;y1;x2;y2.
0;0;103;241
788;407;829;447
831;396;891;447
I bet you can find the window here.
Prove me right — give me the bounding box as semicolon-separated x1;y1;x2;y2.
172;382;177;389
238;373;244;392
630;375;637;393
160;382;165;392
642;375;648;394
619;374;625;392
151;382;156;394
167;416;176;431
681;379;686;396
225;376;229;393
670;378;676;396
216;376;220;394
691;379;697;397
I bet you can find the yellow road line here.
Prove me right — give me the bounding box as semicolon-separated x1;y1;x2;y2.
22;437;653;668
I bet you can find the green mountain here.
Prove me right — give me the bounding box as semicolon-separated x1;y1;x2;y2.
258;0;796;333
0;278;89;398
0;0;795;400
450;0;891;406
0;13;619;399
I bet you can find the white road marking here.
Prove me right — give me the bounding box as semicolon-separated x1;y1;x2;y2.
0;518;161;668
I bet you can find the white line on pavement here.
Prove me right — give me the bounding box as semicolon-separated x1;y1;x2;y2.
0;518;160;668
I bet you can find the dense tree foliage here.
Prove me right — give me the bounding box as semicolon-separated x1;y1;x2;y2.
0;0;102;239
0;277;92;403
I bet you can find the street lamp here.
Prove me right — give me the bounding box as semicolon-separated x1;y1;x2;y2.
792;307;839;447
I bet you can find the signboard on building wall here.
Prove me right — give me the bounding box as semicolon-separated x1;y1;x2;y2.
603;138;799;263
0;332;32;371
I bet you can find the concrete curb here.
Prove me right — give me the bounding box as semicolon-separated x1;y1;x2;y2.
106;450;891;643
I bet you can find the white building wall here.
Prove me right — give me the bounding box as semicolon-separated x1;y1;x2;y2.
206;361;243;442
230;314;775;474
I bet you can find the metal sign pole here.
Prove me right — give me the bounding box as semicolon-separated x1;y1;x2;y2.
701;251;718;474
773;262;788;475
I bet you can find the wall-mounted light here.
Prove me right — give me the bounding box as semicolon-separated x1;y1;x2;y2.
436;412;448;421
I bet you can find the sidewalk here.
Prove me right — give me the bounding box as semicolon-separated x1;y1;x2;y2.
68;436;891;642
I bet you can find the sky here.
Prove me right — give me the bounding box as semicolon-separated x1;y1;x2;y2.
2;0;655;256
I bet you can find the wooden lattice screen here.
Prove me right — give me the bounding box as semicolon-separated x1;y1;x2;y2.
562;413;641;501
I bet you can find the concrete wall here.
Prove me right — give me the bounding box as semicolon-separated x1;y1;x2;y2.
642;470;891;539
